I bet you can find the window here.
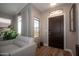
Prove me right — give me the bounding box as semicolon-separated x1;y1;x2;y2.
17;16;22;35
34;17;40;38
0;17;11;27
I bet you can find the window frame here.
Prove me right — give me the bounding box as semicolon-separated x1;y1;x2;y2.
33;17;40;38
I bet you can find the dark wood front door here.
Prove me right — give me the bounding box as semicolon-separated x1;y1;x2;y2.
49;15;64;49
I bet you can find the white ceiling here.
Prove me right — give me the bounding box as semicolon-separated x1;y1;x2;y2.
32;3;71;12
0;3;28;15
0;3;71;15
0;3;59;15
32;3;51;11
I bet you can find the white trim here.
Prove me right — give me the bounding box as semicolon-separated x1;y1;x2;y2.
44;43;48;46
49;10;63;17
64;14;66;49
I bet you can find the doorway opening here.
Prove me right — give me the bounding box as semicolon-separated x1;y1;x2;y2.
48;15;64;49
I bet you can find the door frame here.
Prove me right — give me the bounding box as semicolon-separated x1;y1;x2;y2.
47;15;66;49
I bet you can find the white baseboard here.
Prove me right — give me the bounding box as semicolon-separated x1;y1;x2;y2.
44;43;48;46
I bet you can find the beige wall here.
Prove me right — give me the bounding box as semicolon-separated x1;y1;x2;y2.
75;4;79;45
0;12;13;19
11;4;31;36
40;4;77;55
21;4;32;37
11;15;17;31
30;4;41;38
12;4;41;38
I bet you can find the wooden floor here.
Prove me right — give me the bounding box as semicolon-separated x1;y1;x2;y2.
35;46;72;56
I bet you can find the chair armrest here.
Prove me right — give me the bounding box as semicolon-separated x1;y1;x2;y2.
10;42;37;56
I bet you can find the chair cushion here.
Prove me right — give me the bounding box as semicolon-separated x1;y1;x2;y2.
13;36;29;47
0;40;14;46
